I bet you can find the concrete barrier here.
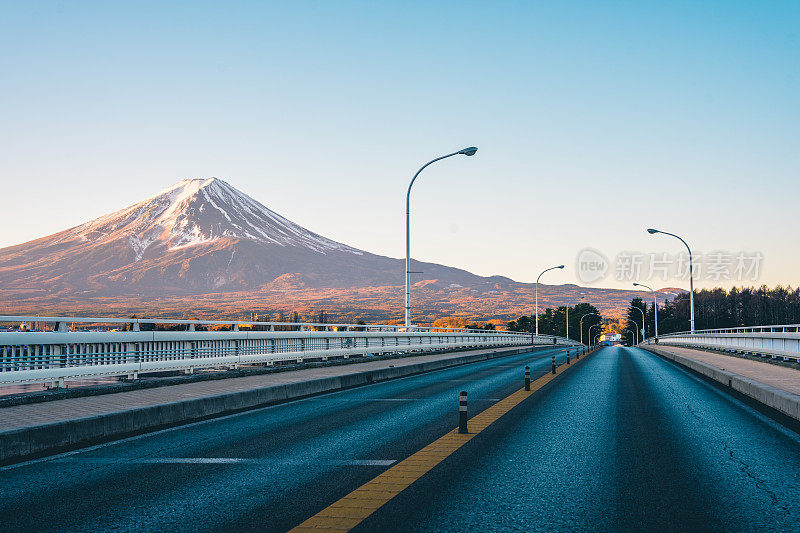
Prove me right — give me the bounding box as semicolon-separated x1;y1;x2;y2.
0;346;538;465
643;346;800;423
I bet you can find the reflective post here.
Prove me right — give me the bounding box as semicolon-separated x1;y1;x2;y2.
458;391;468;434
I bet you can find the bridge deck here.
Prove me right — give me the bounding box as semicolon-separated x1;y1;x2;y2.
647;345;800;396
3;347;800;531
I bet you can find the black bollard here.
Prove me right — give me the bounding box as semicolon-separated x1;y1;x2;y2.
551;355;556;374
576;347;580;360
458;391;468;434
524;366;531;390
566;350;571;364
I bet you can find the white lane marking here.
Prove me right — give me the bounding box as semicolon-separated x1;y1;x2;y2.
133;457;245;464
50;457;397;466
0;409;283;472
307;398;419;402
337;459;396;466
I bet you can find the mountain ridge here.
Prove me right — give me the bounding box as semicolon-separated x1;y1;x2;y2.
0;178;514;295
0;178;682;320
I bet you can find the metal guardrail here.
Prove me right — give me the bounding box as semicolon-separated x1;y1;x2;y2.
0;316;580;386
0;315;507;333
644;325;800;362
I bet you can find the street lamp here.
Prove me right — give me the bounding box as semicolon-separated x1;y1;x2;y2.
580;312;599;346
627;305;646;343
633;283;659;340
627;315;641;345
405;147;478;328
647;228;695;333
621;328;634;346
588;324;601;348
536;265;565;336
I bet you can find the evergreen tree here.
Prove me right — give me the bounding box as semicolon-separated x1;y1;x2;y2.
625;298;647;341
507;302;601;343
636;284;799;335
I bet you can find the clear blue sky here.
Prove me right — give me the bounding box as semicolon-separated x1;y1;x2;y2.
1;1;798;290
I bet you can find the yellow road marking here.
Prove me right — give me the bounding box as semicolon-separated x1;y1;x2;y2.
290;347;599;532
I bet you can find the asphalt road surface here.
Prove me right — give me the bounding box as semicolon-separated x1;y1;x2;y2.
0;346;564;532
2;346;799;532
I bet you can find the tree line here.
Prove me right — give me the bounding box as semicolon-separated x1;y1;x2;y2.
622;285;800;343
507;302;602;342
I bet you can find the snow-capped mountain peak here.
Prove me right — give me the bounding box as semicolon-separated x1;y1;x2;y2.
64;178;363;258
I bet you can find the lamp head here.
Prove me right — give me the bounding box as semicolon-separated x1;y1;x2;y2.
647;228;659;234
458;147;478;156
556;265;565;269
633;283;641;287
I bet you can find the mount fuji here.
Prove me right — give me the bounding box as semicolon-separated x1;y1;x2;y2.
0;178;497;296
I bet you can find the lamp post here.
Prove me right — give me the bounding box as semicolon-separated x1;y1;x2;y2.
536;265;565;336
634;283;659;340
621;328;633;346
627;316;641;344
647;228;695;333
588;324;601;348
580;312;599;346
627;305;646;342
405;147;478;328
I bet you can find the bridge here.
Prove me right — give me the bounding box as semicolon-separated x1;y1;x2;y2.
0;316;799;531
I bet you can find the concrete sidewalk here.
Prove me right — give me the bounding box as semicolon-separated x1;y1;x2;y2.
0;344;555;464
644;345;800;422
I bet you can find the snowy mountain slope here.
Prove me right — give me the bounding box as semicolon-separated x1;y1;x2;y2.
57;178;364;257
0;178;493;295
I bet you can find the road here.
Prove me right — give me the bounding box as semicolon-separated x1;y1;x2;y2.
2;346;799;532
0;346;565;532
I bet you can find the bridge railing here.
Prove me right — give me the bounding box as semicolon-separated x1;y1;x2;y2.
0;316;580;386
644;325;800;362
